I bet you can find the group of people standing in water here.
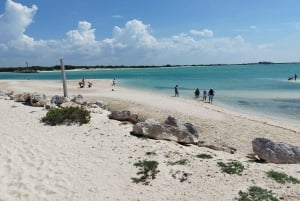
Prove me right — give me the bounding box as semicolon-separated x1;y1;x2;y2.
174;85;215;103
195;88;214;103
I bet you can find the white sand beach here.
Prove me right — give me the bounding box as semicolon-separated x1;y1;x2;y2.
0;79;300;201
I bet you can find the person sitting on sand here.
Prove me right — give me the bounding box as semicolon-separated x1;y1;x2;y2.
79;78;85;88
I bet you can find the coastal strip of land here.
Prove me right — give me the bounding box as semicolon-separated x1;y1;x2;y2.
0;79;299;201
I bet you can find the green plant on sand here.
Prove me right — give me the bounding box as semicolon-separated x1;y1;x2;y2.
237;186;279;201
41;106;91;126
131;160;159;185
167;159;189;166
195;153;213;159
217;160;244;175
266;170;300;184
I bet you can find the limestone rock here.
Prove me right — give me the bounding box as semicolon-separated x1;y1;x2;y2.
252;138;300;164
60;101;81;108
51;95;69;106
87;100;108;109
108;110;138;124
0;89;13;97
0;89;13;100
45;102;58;110
30;92;47;107
131;116;199;144
71;95;86;105
165;115;178;127
11;92;31;102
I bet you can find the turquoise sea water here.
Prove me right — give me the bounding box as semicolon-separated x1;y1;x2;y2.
1;64;300;123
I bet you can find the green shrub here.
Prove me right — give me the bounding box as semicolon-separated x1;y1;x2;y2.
217;160;244;175
267;170;300;184
195;153;213;159
167;159;189;166
41;106;91;126
237;186;279;201
132;160;159;185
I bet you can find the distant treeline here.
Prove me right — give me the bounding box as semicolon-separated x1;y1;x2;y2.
0;62;299;73
0;64;200;73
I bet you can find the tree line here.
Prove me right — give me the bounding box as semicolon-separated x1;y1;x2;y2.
0;64;185;73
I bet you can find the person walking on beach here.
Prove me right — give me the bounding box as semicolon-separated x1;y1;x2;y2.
208;88;214;103
194;88;200;99
174;85;179;97
295;73;297;81
202;89;207;102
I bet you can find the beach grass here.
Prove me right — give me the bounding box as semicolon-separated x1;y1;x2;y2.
167;159;189;166
195;153;213;159
217;160;244;175
237;186;279;201
132;160;160;185
41;106;91;126
266;170;300;184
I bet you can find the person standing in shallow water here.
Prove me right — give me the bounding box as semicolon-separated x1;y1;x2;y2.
208;88;214;103
174;85;179;97
194;88;200;99
202;89;207;102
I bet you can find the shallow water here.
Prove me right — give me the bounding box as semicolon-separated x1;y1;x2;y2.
1;63;300;123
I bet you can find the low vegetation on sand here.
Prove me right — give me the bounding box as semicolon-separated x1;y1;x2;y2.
195;153;213;159
237;186;279;201
167;159;189;166
266;170;300;184
41;106;91;126
217;160;244;175
132;160;159;185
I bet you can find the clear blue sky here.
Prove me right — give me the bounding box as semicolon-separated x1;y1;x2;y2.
0;0;300;67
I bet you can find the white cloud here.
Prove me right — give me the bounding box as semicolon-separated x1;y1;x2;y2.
0;0;37;43
190;29;213;37
250;25;257;29
112;19;157;49
66;21;97;45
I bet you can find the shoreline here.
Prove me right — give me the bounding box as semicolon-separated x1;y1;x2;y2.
1;79;300;200
123;82;300;127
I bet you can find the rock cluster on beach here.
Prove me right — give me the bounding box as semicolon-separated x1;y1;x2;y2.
2;89;300;164
0;90;106;111
1;89;201;145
